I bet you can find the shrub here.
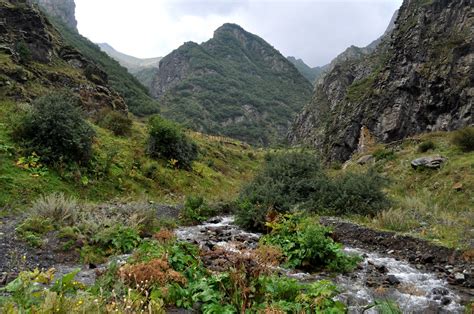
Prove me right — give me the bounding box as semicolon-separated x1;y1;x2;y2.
119;258;187;289
93;225;141;253
15;41;31;63
235;152;326;230
452;126;474;152
98;110;132;136
372;148;396;161
147;115;198;170
321;170;389;216
31;193;78;226
417;140;436;153
235;152;389;230
180;195;215;224
260;214;360;272
14;92;95;164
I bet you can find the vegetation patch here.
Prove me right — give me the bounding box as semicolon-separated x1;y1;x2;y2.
13;92;95;165
261;214;360;272
235;151;389;231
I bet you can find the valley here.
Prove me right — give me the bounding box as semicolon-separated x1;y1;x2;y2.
0;0;472;313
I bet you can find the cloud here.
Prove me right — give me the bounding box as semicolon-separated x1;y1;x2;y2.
75;0;402;66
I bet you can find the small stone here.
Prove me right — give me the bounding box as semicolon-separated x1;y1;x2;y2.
453;272;465;283
376;264;388;273
452;182;463;191
387;275;400;285
387;250;395;254
432;287;449;296
441;297;451;306
357;155;374;165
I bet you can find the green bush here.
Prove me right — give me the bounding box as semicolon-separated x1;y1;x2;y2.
147;115;198;170
98;110;132;136
322;170;389;216
372;148;396;161
452;126;474;152
180;195;216;224
260;214;360;272
15;41;31;63
14;92;95;164
235;152;389;230
417;140;436;153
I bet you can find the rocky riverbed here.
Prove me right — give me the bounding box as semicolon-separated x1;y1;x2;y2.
176;216;471;313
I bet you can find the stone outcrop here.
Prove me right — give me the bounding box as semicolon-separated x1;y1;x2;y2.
0;0;126;112
289;0;472;161
29;0;77;30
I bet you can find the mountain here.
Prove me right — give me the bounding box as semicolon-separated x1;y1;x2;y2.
287;56;325;84
27;0;160;116
151;23;313;145
0;0;125;112
288;0;472;162
97;43;162;74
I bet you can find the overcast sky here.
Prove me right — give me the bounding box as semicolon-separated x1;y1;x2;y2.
75;0;402;67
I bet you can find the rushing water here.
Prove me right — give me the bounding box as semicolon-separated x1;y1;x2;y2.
176;216;465;313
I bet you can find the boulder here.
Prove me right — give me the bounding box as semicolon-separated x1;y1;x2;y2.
411;156;447;170
357;154;374;165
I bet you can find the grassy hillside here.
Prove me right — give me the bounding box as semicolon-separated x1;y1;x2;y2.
49;18;160;116
0;100;262;209
156;24;313;146
339;132;474;249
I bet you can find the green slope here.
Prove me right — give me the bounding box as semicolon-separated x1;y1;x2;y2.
155;24;313;146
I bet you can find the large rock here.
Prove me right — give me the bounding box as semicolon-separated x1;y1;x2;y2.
411;156;447;169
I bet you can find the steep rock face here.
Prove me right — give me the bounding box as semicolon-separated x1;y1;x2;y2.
30;0;77;30
289;0;472;161
151;23;313;145
0;0;126;112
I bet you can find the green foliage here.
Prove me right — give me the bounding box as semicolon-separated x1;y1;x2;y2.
418;140;436;153
48;17;160;116
16;217;54;247
98;110;133;136
15;41;31;64
180;195;216;224
147;115;198;170
13;92;95;165
261;214;360;272
324;170;389;216
373;148;396;161
452;126;474;152
235;152;389;230
159;26;313;145
365;299;402;313
15;153;48;176
94;225;141;254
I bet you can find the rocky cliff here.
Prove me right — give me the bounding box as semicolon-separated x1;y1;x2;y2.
289;0;472;161
0;0;126;112
151;23;313;145
29;0;77;30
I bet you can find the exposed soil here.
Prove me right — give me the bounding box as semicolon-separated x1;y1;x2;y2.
0;212;79;286
0;203;181;287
